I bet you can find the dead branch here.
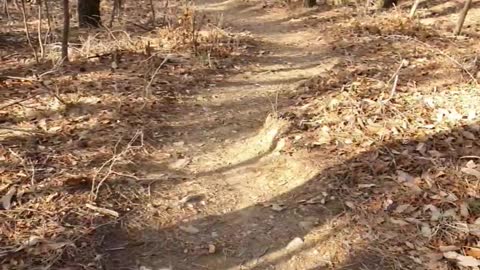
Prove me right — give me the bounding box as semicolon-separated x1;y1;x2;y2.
91;130;142;200
85;203;119;217
0;92;42;111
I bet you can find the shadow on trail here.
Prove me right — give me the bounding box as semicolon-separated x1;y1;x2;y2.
97;120;478;270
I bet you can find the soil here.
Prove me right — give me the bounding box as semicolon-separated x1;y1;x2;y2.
99;1;358;269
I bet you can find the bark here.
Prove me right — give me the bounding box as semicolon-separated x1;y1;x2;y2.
454;0;473;35
78;0;101;28
303;0;316;7
62;0;69;61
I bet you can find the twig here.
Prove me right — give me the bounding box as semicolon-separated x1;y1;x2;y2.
30;162;37;192
385;35;478;85
38;80;68;105
0;126;46;134
389;74;399;99
85;203;120;217
144;55;170;99
90;130;142;200
0;93;42;111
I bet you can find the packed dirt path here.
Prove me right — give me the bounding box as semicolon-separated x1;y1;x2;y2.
102;1;357;270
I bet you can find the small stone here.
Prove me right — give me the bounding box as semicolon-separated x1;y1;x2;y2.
286;237;304;250
179;225;200;234
208;244;216;254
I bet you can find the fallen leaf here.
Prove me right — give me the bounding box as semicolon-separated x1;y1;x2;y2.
421;224;432;238
390;218;409;226
466;160;477;169
424;204;442;221
457;255;480;267
208;244;216;254
461;167;480;179
394;204;411;214
397;170;415;183
467;248;480;259
345;201;355;209
1;186;16;210
443;251;460;260
170;158;190;169
173;141;185;147
462;131;476;140
460;202;469;218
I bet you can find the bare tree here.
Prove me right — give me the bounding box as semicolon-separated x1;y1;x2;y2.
454;0;472;35
62;0;70;61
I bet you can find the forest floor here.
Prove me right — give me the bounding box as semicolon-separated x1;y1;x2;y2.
2;0;480;269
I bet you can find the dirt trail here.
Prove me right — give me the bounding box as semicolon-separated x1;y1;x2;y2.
103;1;348;270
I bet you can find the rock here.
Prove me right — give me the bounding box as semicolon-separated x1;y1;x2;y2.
286;237;304;250
179;225;200;234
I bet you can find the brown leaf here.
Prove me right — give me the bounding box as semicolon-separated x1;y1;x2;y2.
1;186;16;210
457;255;480;267
460;202;469;218
461;167;480;179
466;248;480;259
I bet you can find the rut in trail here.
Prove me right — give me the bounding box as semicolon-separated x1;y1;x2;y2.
101;1;351;270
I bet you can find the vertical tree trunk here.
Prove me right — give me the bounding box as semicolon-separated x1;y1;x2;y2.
377;0;397;9
409;0;421;17
62;0;69;61
454;0;472;35
78;0;101;28
303;0;316;7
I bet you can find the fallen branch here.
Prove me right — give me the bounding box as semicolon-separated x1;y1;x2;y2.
85;203;119;217
90;130;143;200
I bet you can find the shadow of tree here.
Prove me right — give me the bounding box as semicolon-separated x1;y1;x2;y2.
94;121;480;270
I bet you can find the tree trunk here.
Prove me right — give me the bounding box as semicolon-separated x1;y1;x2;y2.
78;0;101;28
376;0;397;9
409;0;421;17
62;0;69;61
454;0;472;35
303;0;316;7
